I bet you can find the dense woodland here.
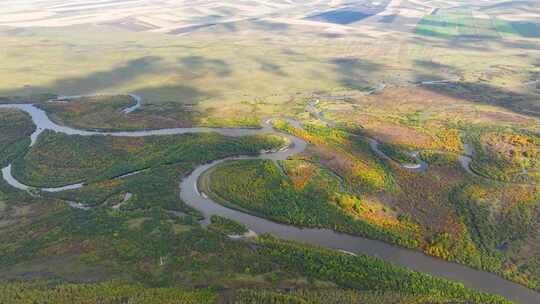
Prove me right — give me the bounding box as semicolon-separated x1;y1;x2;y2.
0;109;35;167
208;215;248;235
208;159;419;247
13;130;285;188
0;283;216;304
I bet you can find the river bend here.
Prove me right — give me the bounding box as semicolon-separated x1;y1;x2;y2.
0;98;538;303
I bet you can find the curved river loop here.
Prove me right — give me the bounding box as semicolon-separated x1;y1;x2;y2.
0;94;538;303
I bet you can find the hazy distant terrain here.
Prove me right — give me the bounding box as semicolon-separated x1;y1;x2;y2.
1;0;539;122
0;0;391;33
2;0;539;33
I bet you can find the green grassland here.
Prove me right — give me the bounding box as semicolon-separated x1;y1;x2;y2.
417;10;498;38
419;150;461;168
38;95;155;131
0;94;57;104
48;164;200;213
38;94;242;130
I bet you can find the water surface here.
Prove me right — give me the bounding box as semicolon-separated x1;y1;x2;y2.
1;101;538;303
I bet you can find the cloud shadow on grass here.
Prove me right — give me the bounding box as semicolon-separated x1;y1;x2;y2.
413;60;462;75
417;77;540;117
330;58;383;91
178;56;231;77
0;56;165;97
0;55;217;107
254;58;287;77
132;84;216;106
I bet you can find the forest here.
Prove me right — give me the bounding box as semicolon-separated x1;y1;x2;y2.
208;215;249;235
467;130;539;184
0;109;35;167
13;131;285;188
208;159;420;247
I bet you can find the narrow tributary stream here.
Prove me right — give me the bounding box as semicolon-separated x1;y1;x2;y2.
0;97;538;303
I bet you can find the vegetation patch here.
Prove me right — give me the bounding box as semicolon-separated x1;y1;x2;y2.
0;109;35;166
0;282;217;304
378;142;418;164
365;122;433;148
273;120;392;193
0;94;57;105
13;131;285;187
47;164;198;214
209;215;248;235
231;288;483;304
208;159;419;248
419;150;460;168
469;131;539;183
39;95;201;130
257;235;511;304
451;183;540;289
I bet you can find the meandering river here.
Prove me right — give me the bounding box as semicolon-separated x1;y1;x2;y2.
0;98;538;303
